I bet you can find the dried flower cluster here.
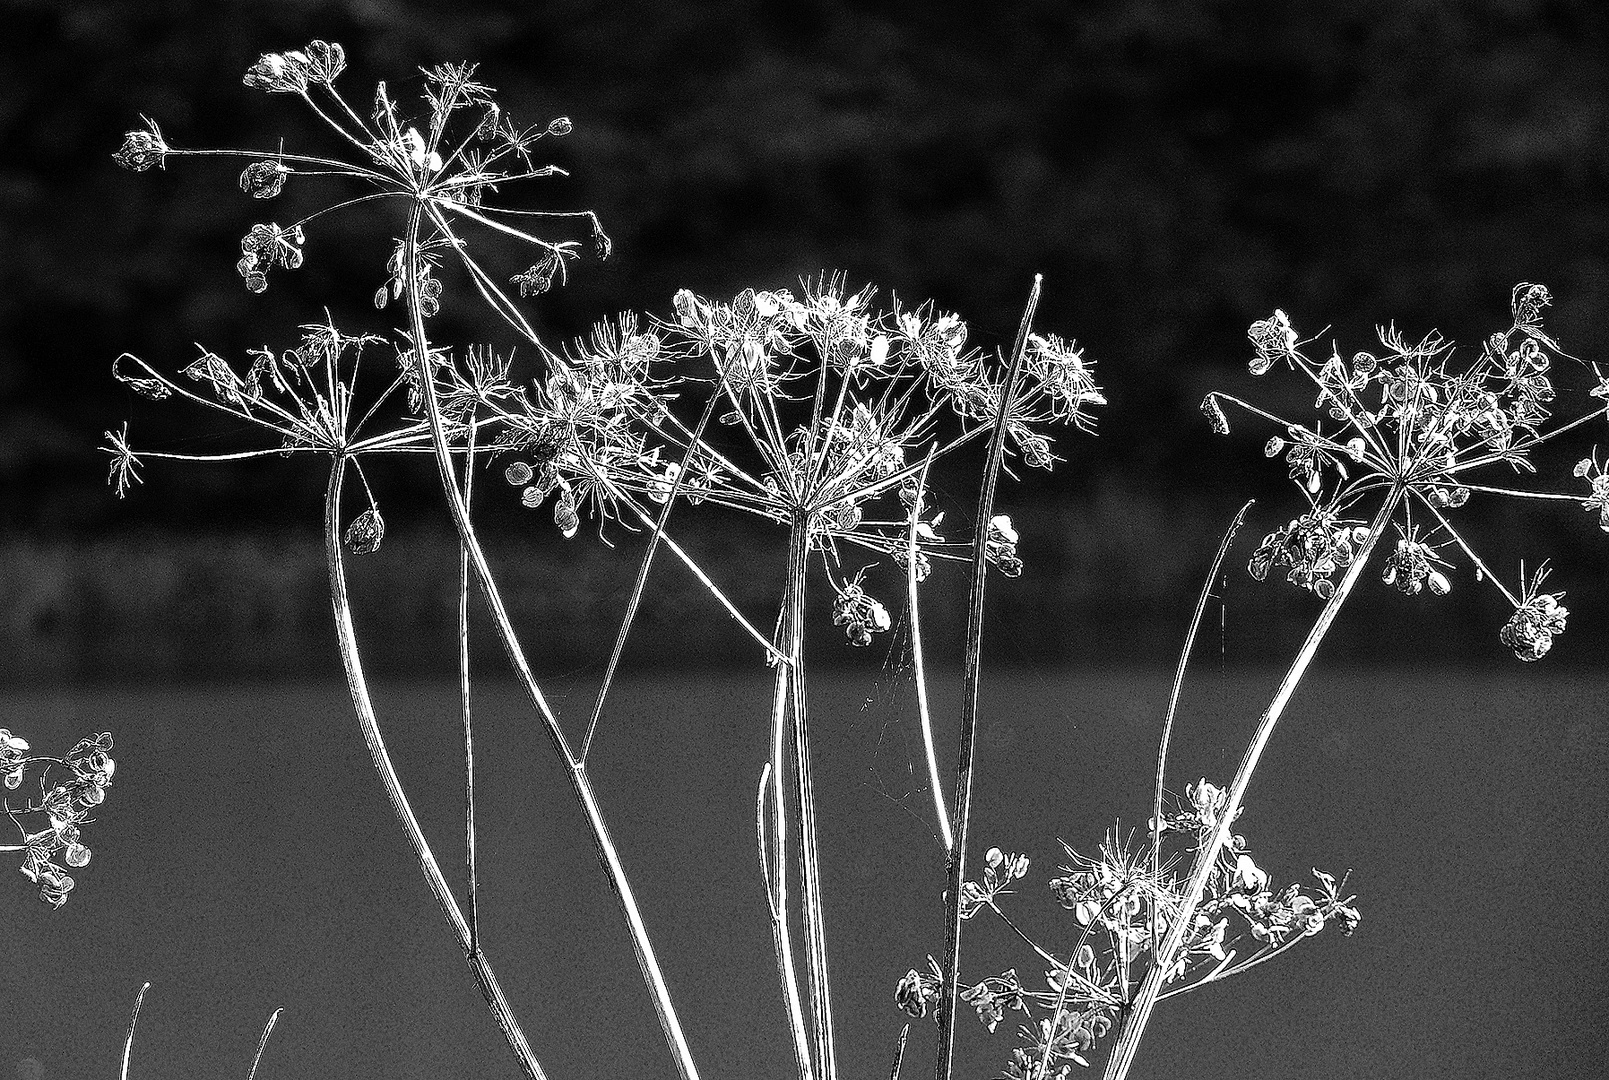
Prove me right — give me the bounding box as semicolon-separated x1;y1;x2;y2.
900;786;1358;1075
1205;283;1605;661
3;729;117;908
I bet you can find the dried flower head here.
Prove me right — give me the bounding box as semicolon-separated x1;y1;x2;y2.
1207;285;1606;660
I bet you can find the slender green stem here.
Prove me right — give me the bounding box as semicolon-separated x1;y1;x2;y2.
325;455;548;1080
402;202;702;1080
1099;488;1402;1080
786;516;838;1080
1150;501;1252;955
934;274;1041;1080
906;447;952;851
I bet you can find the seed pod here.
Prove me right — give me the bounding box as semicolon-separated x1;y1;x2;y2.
554;492;579;538
344;507;385;555
239;160;289;199
1201;394;1229;435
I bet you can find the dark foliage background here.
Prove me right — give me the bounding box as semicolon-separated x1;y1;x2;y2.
1;1;1607;673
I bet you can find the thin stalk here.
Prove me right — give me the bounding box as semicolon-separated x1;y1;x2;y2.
614;491;789;663
1150;500;1253;956
244;1009;282;1080
934;275;1041;1080
889;1025;911;1080
907;447;952;851
325;455;548;1080
402;202;702;1080
786;516;838;1080
460;422;480;953
581;394;719;762
1099;488;1402;1080
760;753;816;1080
120;982;149;1080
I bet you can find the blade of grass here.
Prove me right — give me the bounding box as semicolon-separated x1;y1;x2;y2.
1149;500;1252;956
120;982;149;1080
906;446;952;851
244;1009;282;1080
889;1024;911;1080
934;274;1041;1080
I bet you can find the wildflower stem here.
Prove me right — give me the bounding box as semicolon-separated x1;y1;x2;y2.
934;274;1041;1080
120;982;149;1080
786;516;839;1080
402;203;702;1080
1100;487;1402;1080
1410;492;1521;606
604;487;787;662
1150;500;1253;956
766;574;818;1080
889;1024;911;1080
326;454;549;1080
244;1009;282;1080
581;393;719;762
906;447;953;851
459;422;480;955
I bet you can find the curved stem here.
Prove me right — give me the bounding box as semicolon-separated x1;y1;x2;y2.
906;447;952;851
245;1009;283;1080
402;202;701;1080
1150;501;1252;955
120;982;149;1080
1099;488;1402;1080
934;274;1041;1080
325;455;548;1080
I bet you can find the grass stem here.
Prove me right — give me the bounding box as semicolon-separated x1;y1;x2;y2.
1149;500;1252;956
933;275;1041;1080
120;982;149;1080
906;447;952;851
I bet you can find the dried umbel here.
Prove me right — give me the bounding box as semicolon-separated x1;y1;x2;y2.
903;814;1359;1073
1205;284;1607;661
2;730;118;908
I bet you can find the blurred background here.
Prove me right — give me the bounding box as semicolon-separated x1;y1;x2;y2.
3;0;1609;676
3;1;1609;1078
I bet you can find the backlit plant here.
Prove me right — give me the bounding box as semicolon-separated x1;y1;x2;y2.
97;36;1605;1080
106;39;1103;1080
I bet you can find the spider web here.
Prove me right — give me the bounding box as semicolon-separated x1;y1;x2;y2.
852;610;948;849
